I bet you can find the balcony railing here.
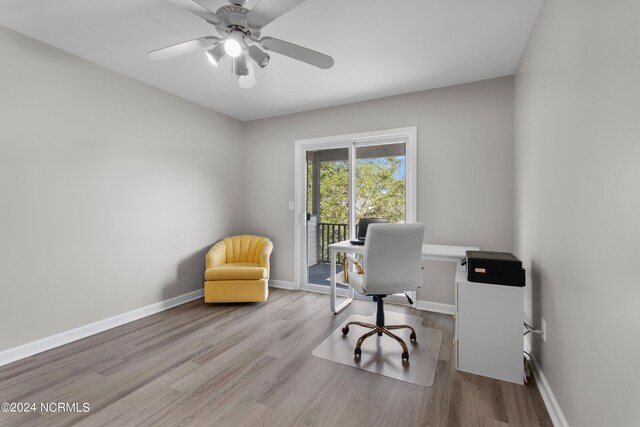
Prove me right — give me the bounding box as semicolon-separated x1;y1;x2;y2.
317;222;349;265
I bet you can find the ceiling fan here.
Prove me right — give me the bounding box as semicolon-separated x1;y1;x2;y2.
148;0;334;88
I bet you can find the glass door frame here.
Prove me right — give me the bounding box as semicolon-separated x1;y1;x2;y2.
294;127;417;304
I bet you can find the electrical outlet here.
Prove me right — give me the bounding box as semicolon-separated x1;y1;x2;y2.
288;201;294;211
541;318;547;342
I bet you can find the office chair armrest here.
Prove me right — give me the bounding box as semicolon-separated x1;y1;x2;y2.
345;254;360;265
345;254;364;274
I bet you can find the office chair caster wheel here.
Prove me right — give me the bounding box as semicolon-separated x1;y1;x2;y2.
410;332;417;342
354;348;361;358
342;326;349;335
401;351;409;361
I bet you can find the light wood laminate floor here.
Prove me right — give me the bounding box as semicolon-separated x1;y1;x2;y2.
0;289;552;426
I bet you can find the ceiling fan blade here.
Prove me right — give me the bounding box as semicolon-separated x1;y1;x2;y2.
195;0;262;13
192;0;222;14
247;0;307;28
244;0;264;11
260;37;334;69
239;60;256;89
168;0;220;24
148;36;220;60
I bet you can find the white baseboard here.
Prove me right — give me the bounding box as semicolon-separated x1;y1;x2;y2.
525;346;569;427
415;299;455;315
0;288;204;367
268;279;298;291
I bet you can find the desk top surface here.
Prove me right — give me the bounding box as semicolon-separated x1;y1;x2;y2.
328;240;479;262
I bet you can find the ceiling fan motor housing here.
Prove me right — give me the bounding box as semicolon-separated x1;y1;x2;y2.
217;5;250;29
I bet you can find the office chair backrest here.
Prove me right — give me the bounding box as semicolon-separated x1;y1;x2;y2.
363;223;425;295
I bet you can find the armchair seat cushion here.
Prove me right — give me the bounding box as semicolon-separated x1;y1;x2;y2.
205;263;267;281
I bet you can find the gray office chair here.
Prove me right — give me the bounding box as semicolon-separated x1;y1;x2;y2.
343;223;425;361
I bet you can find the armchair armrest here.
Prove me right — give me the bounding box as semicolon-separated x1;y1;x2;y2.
259;240;274;277
205;241;227;269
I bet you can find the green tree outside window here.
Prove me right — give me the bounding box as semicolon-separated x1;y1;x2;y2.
318;157;405;224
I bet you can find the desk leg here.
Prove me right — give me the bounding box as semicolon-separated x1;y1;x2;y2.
330;251;337;313
330;250;353;314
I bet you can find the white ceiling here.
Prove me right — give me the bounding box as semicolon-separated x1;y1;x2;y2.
0;0;542;121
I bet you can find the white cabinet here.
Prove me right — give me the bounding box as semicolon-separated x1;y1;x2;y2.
455;268;524;384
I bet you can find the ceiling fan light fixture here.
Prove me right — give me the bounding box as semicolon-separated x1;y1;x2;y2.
248;44;270;68
224;33;243;58
206;42;227;66
233;54;249;77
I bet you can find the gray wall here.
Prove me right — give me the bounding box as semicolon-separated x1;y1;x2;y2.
515;1;640;425
242;77;515;304
0;27;244;351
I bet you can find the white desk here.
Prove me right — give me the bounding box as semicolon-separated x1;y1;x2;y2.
328;240;479;313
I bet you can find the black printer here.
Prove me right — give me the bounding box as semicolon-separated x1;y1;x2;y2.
465;250;525;287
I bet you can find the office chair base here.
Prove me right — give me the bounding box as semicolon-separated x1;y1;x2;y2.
342;321;417;361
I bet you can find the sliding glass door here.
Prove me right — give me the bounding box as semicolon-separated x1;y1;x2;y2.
306;147;350;287
298;133;413;303
354;142;406;227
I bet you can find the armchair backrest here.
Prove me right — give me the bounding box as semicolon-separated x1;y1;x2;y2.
222;235;272;265
206;235;273;273
362;223;425;295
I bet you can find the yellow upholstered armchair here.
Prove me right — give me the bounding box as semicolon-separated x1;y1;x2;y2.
204;235;273;303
